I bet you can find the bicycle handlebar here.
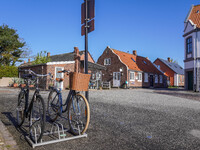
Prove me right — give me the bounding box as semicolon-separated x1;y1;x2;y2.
19;69;51;77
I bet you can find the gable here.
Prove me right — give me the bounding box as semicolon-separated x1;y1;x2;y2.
184;20;196;34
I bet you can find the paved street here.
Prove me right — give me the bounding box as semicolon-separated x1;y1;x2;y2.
1;88;200;149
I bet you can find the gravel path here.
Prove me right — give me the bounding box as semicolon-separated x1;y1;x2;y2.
1;88;200;149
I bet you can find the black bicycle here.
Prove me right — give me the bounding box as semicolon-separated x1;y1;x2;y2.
16;69;51;143
47;70;90;135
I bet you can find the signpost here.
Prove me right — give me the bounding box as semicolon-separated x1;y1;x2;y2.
81;0;95;102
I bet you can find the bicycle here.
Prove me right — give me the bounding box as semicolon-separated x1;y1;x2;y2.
16;69;51;143
47;70;91;135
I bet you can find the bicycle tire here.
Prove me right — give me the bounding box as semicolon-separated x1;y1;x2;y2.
47;89;60;122
29;95;46;143
68;93;90;135
17;91;26;127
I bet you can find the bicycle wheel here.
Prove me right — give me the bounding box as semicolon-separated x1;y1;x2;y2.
47;89;59;122
17;91;26;127
29;95;46;143
68;93;90;135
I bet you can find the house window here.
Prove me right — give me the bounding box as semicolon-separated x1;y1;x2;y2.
182;76;184;83
144;73;148;82
159;75;163;83
104;58;111;65
155;74;158;83
186;37;192;54
137;73;142;82
130;72;135;81
179;76;181;83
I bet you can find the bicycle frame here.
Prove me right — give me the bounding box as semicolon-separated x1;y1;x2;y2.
21;81;41;118
50;88;77;115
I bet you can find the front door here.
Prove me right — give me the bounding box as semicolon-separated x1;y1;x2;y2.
150;75;154;87
113;72;121;87
188;71;193;90
55;67;64;89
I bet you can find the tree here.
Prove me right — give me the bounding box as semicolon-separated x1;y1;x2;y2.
170;58;178;64
32;51;51;65
0;24;26;66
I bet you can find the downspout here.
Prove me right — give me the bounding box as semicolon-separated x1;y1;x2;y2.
196;29;199;92
194;34;196;91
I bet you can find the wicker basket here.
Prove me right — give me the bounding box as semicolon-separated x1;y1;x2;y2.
69;72;91;91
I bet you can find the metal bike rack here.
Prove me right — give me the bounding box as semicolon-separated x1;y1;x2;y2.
25;121;87;148
16;108;87;148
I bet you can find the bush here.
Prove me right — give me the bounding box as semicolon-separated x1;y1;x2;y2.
0;66;18;78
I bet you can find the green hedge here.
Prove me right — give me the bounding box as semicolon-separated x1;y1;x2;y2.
0;66;18;78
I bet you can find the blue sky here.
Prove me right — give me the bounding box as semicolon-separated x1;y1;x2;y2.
0;0;200;67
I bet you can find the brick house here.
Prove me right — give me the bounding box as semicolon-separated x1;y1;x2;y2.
19;48;105;89
183;4;200;91
154;58;184;87
97;46;166;88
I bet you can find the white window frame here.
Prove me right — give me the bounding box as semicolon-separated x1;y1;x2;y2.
104;58;111;65
137;73;142;82
155;74;158;83
159;75;163;83
55;67;64;89
130;72;135;81
144;73;148;83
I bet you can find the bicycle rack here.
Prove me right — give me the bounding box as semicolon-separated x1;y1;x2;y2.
25;121;87;148
16;108;87;148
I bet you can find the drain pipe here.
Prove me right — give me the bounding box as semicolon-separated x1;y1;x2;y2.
196;28;199;92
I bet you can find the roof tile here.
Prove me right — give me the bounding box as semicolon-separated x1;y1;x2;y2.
188;5;200;28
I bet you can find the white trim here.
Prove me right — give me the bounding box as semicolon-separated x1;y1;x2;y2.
137;72;142;82
184;5;194;23
55;67;64;90
47;61;75;65
130;71;135;81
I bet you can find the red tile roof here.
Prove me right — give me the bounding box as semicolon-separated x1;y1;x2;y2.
188;5;200;28
112;49;141;71
112;49;162;74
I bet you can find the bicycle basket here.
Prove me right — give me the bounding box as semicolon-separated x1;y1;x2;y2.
69;72;91;91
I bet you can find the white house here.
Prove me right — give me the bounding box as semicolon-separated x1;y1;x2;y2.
183;4;200;91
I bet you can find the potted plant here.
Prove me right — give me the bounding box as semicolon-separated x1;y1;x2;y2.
12;78;19;87
19;78;26;87
29;80;35;88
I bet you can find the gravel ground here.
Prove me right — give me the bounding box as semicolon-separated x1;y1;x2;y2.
1;88;200;149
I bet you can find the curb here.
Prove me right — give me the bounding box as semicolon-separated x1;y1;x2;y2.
0;119;19;150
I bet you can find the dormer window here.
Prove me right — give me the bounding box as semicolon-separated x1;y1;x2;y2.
186;37;192;54
196;10;199;13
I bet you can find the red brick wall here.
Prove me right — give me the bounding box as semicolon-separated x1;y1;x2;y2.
154;59;175;86
97;47;128;87
46;63;75;89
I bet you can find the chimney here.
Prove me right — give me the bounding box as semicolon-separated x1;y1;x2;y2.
47;52;50;57
24;61;26;64
146;57;149;60
28;59;30;63
167;57;170;62
133;50;137;56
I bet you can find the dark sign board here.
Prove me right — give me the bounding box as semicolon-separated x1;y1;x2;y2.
81;0;95;24
81;19;95;36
